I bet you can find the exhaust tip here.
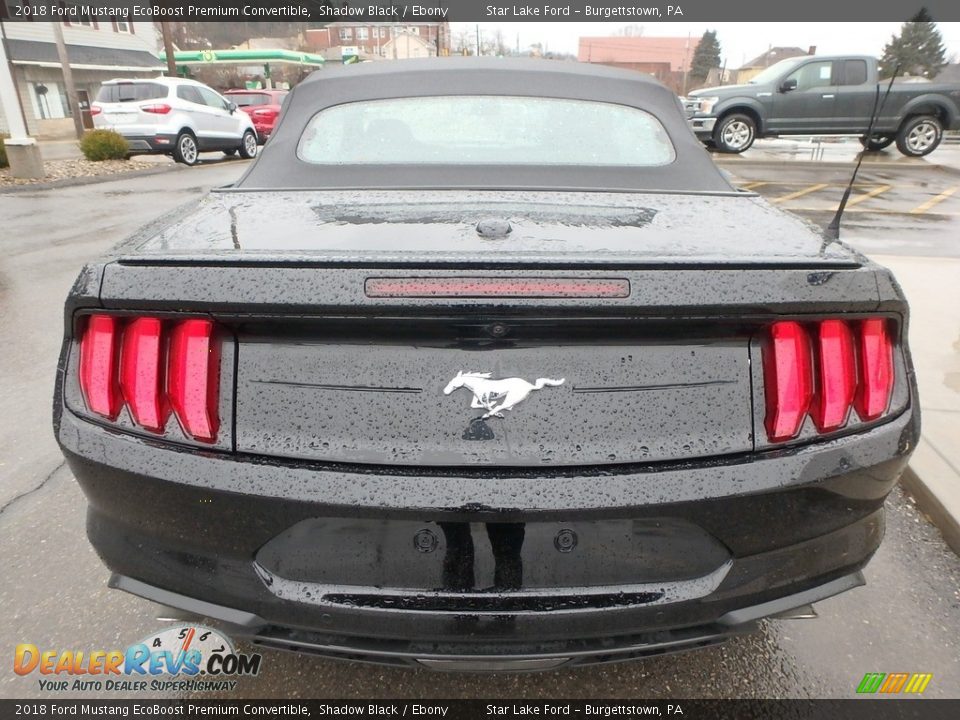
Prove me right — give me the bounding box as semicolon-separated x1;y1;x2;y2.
773;604;819;620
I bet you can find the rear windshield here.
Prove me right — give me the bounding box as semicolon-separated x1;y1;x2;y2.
227;93;279;107
297;96;676;166
96;83;168;103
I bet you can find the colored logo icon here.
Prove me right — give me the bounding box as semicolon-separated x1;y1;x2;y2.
856;672;933;694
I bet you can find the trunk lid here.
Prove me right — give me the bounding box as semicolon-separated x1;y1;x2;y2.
122;189;862;268
99;190;879;468
233;318;753;467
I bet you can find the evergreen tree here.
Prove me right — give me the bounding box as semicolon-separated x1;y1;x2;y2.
880;9;946;79
689;30;722;87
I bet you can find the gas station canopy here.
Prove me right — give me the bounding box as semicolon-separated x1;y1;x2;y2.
159;49;326;68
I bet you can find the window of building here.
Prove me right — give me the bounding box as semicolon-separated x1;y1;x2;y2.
56;1;96;26
379;27;387;38
339;28;353;41
4;1;32;21
29;82;69;120
113;18;130;33
356;27;368;41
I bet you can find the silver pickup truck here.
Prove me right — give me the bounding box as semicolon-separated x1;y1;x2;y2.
684;54;960;156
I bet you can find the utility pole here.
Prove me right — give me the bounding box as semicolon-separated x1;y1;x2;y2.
160;21;177;77
475;24;480;56
52;21;84;140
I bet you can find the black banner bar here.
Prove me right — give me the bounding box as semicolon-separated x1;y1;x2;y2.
1;700;960;719
4;0;960;23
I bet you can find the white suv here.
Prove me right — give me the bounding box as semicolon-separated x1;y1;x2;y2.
92;77;258;166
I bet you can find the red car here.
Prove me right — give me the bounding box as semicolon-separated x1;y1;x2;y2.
224;89;288;143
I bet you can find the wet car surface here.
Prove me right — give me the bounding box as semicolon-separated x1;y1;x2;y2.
1;162;957;697
46;59;924;671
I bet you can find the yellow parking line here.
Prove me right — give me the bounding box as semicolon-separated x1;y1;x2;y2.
844;184;891;206
740;181;884;187
740;181;767;190
910;186;959;214
772;183;829;203
782;206;960;217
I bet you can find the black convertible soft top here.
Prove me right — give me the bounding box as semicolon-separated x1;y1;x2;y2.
236;58;734;194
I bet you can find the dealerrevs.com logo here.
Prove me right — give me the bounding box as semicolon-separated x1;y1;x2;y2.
14;625;262;693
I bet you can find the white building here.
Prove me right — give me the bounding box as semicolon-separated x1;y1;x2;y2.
0;15;163;138
381;31;437;60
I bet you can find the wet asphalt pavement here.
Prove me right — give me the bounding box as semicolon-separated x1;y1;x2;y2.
1;157;958;700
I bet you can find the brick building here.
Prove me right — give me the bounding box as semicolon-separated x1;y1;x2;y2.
304;22;451;60
578;36;695;93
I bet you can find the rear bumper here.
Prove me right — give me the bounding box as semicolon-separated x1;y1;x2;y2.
112;133;178;154
111;571;864;671
56;402;917;668
250;121;275;141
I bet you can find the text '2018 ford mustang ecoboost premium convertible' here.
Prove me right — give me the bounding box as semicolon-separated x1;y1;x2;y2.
54;59;919;672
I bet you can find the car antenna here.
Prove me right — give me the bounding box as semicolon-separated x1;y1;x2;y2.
825;64;900;241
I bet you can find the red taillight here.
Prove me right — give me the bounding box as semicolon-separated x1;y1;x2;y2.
252;108;277;118
77;315;220;442
168;319;220;443
141;103;172;115
90;105;102;116
763;321;813;442
119;317;169;433
810;320;857;432
79;315;123;420
855;319;894;421
365;277;631;298
764;317;897;442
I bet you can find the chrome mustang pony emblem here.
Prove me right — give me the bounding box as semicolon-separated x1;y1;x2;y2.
443;371;565;419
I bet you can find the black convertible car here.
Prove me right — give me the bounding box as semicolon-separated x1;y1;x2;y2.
55;59;919;671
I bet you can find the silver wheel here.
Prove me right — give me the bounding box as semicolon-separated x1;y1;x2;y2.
896;115;944;157
176;134;198;165
239;130;258;159
714;114;756;153
722;121;752;150
906;121;938;153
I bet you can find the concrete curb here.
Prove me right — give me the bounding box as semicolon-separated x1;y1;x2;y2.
870;256;960;559
0;163;182;194
901;439;960;557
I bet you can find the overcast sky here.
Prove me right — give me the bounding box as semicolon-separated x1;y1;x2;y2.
450;22;960;67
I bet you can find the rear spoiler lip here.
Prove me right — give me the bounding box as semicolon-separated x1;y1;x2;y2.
95;261;891;315
112;256;863;271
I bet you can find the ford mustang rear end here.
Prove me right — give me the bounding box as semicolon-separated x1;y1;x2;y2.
54;59;919;672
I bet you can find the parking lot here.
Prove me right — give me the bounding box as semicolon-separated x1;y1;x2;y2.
739;171;958;217
717;149;960;259
1;151;958;700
